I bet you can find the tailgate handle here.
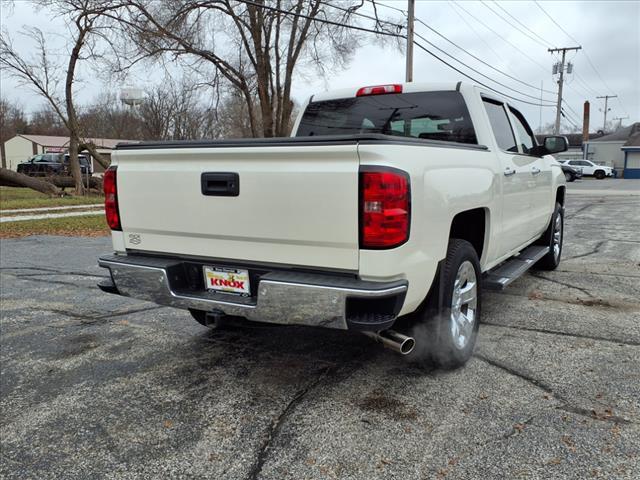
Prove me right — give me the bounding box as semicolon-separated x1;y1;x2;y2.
201;173;239;196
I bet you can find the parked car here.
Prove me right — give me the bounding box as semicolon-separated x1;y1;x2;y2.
564;159;613;179
98;82;568;369
558;162;582;182
17;153;91;176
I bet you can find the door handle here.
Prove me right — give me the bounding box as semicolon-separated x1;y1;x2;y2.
201;172;240;196
504;167;516;176
531;166;541;175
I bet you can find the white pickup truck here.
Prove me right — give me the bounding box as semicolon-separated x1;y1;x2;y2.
98;82;568;368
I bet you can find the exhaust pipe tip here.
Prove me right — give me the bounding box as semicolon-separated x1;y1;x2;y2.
399;336;416;355
363;330;415;356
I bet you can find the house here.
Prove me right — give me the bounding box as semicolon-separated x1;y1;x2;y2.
583;123;640;174
1;134;137;173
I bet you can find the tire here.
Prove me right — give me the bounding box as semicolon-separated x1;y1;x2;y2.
594;170;605;179
408;239;481;369
564;171;574;182
534;202;564;270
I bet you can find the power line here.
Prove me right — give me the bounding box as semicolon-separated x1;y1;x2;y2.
319;0;556;106
490;1;554;48
452;1;550;75
413;30;555;104
446;0;512;68
533;1;581;45
237;0;558;109
318;0;404;31
235;0;405;38
560;109;580;130
573;73;599;97
534;0;628;116
412;39;555;108
413;16;557;95
562;100;582;122
365;0;405;15
481;1;549;49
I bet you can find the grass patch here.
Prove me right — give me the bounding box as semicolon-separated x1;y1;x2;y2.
0;186;103;211
0;213;110;238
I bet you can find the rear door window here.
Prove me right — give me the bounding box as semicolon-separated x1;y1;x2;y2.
296;91;478;145
482;99;517;152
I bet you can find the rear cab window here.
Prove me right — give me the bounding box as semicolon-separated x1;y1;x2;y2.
296;91;478;145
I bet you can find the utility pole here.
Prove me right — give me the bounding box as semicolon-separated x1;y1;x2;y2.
597;95;617;131
405;0;415;82
612;115;629;130
582;101;590;142
548;46;581;135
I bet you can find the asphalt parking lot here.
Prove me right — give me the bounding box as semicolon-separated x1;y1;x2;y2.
1;180;639;479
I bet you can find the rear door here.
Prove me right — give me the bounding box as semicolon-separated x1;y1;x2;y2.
508;106;553;237
482;98;535;254
114;143;360;270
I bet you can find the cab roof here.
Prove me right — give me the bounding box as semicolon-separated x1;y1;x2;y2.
311;82;483;102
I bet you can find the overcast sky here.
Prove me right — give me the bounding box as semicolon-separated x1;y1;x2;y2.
1;0;638;133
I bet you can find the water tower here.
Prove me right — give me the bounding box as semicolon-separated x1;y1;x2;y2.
120;87;144;108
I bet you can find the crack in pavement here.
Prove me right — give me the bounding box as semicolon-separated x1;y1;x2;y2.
10;272;106;279
489;289;639;311
7;277;100;289
566;202;599;220
34;305;165;325
482;321;640;347
247;364;338;480
556;270;640;279
474;354;632;425
528;272;595;298
564;240;606;261
0;266;104;278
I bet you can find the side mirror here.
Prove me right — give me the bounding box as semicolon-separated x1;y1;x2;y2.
543;136;568;154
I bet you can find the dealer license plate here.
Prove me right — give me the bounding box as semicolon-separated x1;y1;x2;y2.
203;266;251;296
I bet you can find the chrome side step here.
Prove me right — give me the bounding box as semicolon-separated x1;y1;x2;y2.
483;245;549;291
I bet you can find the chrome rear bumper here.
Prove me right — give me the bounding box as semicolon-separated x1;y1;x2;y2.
98;254;407;331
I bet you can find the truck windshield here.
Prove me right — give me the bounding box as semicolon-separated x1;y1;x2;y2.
296;91;477;145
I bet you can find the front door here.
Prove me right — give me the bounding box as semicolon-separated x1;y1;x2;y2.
508;106;553;239
482;98;536;255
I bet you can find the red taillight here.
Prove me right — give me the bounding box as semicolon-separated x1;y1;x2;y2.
103;166;121;231
356;84;403;97
360;168;410;248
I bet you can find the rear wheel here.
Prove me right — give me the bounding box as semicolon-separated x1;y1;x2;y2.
564;171;574;182
594;170;605;179
407;239;481;369
535;202;563;270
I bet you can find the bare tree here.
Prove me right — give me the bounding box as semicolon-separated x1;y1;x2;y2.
111;0;400;137
0;0;126;194
0;98;28;168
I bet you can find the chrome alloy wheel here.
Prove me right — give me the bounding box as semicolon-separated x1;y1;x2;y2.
450;260;478;350
553;213;563;260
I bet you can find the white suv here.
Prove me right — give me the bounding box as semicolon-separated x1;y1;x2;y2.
565;159;613;179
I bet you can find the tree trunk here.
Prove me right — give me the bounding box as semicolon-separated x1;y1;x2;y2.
47;175;102;190
81;142;110;169
0;168;65;196
68;135;86;195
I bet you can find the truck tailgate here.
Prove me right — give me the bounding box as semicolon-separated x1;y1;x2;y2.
115;144;360;270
